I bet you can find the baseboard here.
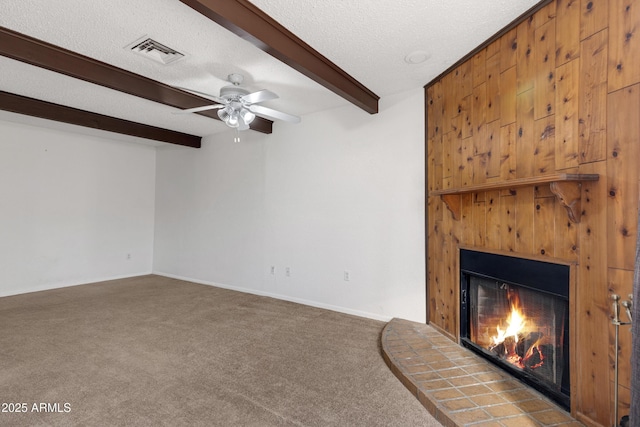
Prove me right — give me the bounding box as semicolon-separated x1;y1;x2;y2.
0;272;153;298
152;271;393;322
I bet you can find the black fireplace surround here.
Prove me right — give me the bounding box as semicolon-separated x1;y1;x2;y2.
460;249;571;410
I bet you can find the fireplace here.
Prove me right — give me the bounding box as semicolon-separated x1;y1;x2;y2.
459;249;571;410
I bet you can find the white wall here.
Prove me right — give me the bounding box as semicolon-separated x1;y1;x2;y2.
153;133;266;288
154;88;426;322
0;89;426;321
263;89;426;321
0;119;156;296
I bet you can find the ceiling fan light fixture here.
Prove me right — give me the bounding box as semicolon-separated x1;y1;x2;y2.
218;105;253;130
227;113;239;128
218;107;238;128
239;108;255;125
217;107;230;122
178;73;300;132
218;105;241;128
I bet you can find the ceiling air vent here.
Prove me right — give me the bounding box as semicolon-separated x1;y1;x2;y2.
127;37;185;65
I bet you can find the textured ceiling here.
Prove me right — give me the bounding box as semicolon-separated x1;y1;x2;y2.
250;0;541;96
0;0;542;140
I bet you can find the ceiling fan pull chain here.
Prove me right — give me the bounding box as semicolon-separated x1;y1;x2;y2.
234;128;240;143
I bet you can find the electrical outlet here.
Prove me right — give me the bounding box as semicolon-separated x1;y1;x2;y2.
270;266;276;275
126;253;131;260
344;270;350;281
285;267;291;277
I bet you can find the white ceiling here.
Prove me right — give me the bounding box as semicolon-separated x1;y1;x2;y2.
0;0;541;140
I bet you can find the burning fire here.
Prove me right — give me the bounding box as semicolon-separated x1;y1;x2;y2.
491;306;527;347
488;302;546;370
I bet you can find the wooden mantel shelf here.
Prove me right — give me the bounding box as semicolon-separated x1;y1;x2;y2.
430;173;599;223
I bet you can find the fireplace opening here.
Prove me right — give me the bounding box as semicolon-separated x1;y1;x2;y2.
460;249;570;410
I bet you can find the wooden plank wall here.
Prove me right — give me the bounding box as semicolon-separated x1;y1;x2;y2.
425;1;639;425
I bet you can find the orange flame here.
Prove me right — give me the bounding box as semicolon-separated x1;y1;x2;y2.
488;300;547;370
491;306;527;347
522;337;545;369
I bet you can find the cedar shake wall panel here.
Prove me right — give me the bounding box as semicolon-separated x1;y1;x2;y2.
608;0;640;92
534;19;557;119
580;0;609;39
500;28;518;73
606;85;640;271
578;29;608;163
533;115;556;176
499;67;517;125
425;1;639;424
516;89;535;177
555;59;581;171
486;53;501;124
555;0;581;66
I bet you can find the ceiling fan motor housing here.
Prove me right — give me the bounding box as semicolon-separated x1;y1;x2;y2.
220;85;250;101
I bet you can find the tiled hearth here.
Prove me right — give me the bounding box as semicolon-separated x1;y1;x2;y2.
381;318;584;427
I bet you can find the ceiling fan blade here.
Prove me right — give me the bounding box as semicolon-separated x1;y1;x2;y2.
241;89;279;104
175;86;228;105
248;104;301;123
174;104;224;114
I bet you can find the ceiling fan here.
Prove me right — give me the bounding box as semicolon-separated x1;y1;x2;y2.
176;73;301;131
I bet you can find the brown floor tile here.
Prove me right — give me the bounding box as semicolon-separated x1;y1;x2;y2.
403;363;432;374
412;371;441;382
469;421;503;427
462;363;497;375
405;337;431;344
438;367;469;379
431;336;456;346
451;356;481;366
440;349;469;359
486;380;525;393
498;388;539;403
448;375;481;387
500;415;542;426
458;384;494;397
429;360;457;370
515;399;554;413
530;409;573;425
381;320;582;427
387;343;412;352
416;350;449;361
484;403;523;418
448;408;492;425
437;345;462;353
441;397;477;412
411;341;436;350
429;388;464;401
419;378;453;390
393;350;419;359
470;393;507;407
398;357;427;367
473;371;508;383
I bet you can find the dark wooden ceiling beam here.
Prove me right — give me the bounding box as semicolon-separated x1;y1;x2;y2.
0;91;202;148
180;0;380;114
0;26;272;135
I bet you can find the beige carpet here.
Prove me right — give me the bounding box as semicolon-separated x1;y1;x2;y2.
0;275;440;426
